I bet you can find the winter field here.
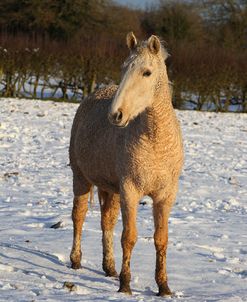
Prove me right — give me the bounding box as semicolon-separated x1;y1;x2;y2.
0;98;246;302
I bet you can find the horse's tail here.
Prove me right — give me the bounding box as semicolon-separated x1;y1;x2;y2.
89;186;94;206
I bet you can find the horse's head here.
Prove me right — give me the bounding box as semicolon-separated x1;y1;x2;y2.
109;32;168;128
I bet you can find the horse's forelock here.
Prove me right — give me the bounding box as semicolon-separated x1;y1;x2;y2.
123;38;168;70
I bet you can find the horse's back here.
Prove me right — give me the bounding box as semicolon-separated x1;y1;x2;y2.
72;85;118;131
70;84;118;145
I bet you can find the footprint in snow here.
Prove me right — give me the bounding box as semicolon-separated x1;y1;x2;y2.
213;252;226;261
234;269;247;279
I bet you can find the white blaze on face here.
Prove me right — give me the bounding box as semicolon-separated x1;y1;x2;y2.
111;57;155;123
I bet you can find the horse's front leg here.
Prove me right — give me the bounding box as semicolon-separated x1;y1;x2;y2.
118;186;140;295
152;191;175;296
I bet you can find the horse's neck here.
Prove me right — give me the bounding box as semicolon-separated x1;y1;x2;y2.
145;83;176;144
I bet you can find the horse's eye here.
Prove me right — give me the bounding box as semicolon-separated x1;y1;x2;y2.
143;70;152;77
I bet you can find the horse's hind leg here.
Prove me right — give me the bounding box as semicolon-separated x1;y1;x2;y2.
99;189;120;277
70;171;91;269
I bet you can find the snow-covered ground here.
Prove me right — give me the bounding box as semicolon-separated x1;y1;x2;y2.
0;98;246;302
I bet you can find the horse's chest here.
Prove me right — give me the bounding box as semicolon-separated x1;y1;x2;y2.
119;147;172;192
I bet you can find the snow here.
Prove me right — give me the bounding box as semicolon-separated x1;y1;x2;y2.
0;98;247;301
115;0;156;9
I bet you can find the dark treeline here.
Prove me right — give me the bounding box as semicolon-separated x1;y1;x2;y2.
0;0;246;111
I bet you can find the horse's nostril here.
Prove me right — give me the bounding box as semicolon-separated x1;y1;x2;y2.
112;110;123;123
116;110;123;122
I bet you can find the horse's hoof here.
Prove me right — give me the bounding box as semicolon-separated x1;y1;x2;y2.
118;285;132;295
157;283;172;297
71;262;82;270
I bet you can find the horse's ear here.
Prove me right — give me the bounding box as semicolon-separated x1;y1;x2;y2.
126;32;137;51
147;35;161;54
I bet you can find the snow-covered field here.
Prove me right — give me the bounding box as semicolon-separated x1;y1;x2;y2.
0;98;246;302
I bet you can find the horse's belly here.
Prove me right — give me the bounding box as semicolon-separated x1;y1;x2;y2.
84;166;120;193
75;143;119;193
88;176;120;193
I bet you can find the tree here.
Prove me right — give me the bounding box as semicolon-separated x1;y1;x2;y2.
141;0;203;44
201;0;247;49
